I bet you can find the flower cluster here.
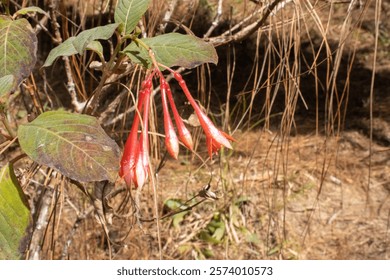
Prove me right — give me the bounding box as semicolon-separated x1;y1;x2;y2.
119;73;153;188
120;65;234;188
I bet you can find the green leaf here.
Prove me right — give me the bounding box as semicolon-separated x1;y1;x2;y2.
43;37;78;67
43;23;118;67
207;219;225;241
164;199;189;228
0;16;37;91
199;214;226;244
245;232;260;244
14;6;50;17
0;75;15;97
114;0;150;35
72;23;119;54
17;110;121;182
201;248;214;258
0;163;31;260
123;33;218;69
212;223;225;241
86;41;104;59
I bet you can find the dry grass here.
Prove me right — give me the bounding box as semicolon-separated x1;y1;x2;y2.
1;0;389;259
34;130;390;259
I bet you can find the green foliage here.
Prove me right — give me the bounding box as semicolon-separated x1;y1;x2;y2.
123;33;218;69
1;0;221;260
14;6;49;17
43;2;218;72
71;23;119;54
43;24;119;67
17;110;121;182
42;37;78;67
0;163;31;260
86;41;104;60
114;0;150;35
199;213;226;244
0;15;37;93
164;199;190;229
0;74;15;97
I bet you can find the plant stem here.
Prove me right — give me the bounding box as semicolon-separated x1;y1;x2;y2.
0;110;15;139
88;35;127;114
130;36;151;53
48;0;85;112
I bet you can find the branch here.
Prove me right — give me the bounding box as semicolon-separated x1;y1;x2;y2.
204;0;224;38
27;188;54;260
208;0;285;46
61;204;94;259
47;0;86;112
159;0;179;33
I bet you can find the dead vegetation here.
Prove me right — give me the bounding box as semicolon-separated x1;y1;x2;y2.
1;0;389;259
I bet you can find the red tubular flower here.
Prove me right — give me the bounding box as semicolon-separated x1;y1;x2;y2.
119;91;143;185
206;129;236;158
172;72;234;157
120;61;236;190
120;75;153;188
134;77;151;188
165;82;193;150
160;78;179;159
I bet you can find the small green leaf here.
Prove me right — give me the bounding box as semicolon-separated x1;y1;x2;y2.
43;37;77;67
201;248;214;258
212;224;225;241
123;33;218;69
177;245;192;255
0;16;37;91
0;75;15;97
0;163;31;260
164;199;189;228
86;41;104;59
172;211;187;228
199;214;226;244
114;0;150;35
72;23;119;54
207;219;225;241
14;6;50;17
43;24;118;67
18;110;121;182
164;199;185;210
245;232;260;244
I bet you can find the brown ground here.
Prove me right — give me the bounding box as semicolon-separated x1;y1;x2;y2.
56;129;390;260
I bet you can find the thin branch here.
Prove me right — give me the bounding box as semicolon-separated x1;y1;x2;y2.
159;0;178;33
139;183;217;223
204;0;224;38
61;204;94;260
27;188;54;260
367;0;381;205
47;0;85;112
0;110;16;139
208;0;286;46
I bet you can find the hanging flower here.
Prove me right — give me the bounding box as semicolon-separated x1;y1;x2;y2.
120;59;235;188
160;78;179;159
171;71;234;157
120;75;153;188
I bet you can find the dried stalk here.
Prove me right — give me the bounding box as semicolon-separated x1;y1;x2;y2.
159;0;178;33
61;205;94;259
208;0;285;46
27;188;54;260
204;0;224;38
47;0;85;112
